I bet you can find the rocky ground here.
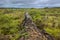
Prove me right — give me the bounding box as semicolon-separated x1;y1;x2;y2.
19;12;55;40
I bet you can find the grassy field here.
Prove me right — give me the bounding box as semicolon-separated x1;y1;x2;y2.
0;8;60;40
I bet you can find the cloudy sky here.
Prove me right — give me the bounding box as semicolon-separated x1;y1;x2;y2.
0;0;60;8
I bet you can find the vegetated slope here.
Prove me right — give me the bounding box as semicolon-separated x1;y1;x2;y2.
0;8;60;40
29;8;60;40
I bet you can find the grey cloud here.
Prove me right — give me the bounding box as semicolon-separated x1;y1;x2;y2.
0;0;60;8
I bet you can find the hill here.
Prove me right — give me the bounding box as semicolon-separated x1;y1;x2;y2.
0;8;60;40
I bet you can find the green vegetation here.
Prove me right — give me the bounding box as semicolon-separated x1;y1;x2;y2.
0;8;60;40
